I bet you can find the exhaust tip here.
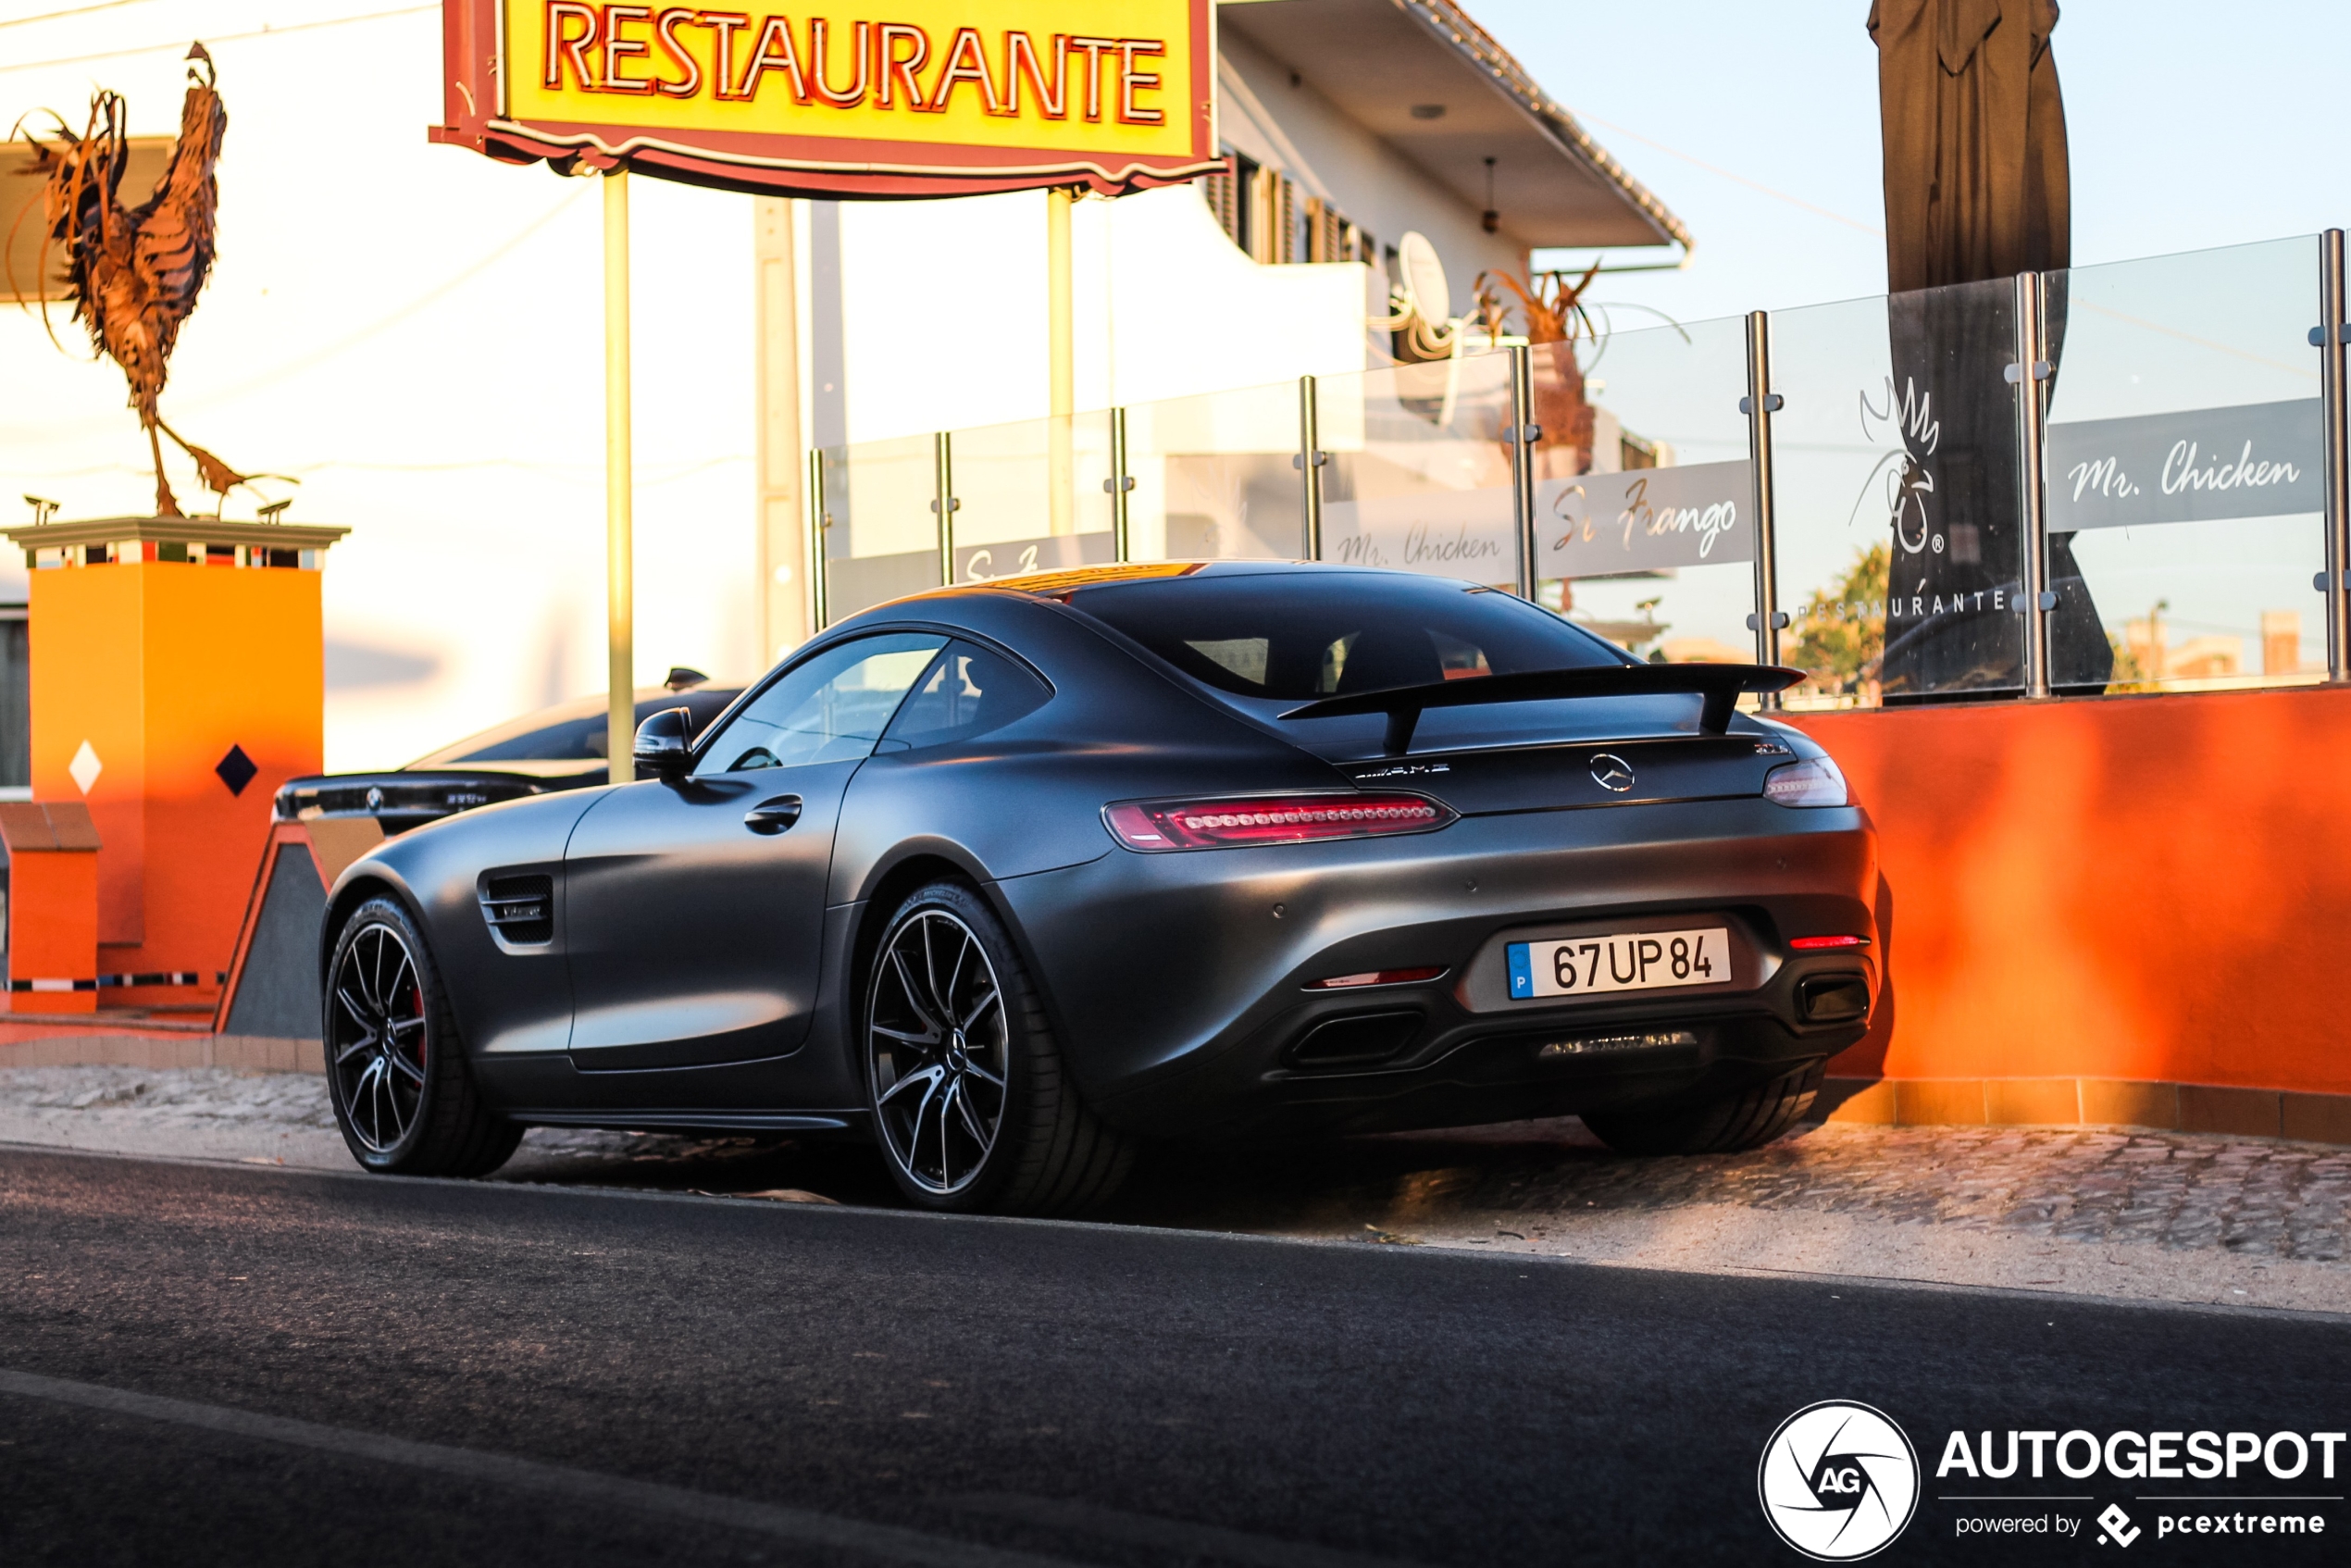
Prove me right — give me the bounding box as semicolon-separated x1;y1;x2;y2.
1286;1010;1424;1068
1797;976;1871;1024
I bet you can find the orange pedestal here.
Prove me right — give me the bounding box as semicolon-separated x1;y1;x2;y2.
0;801;102;1012
7;517;348;1012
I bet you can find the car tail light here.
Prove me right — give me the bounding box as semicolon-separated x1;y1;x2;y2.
1305;966;1448;989
1102;792;1454;852
1763;756;1849;807
1788;934;1870;951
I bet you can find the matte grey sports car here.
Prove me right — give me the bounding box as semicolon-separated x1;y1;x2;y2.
320;563;1879;1213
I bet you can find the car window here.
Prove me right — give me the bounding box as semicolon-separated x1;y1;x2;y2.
1063;572;1625;702
878;641;1051;753
439;690;740;764
694;634;946;776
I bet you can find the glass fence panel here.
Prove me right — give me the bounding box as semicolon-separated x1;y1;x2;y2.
2040;236;2325;692
1316;350;1515;583
819;433;939;623
1768;278;2024;707
944;411;1118;585
1122;378;1305;562
1530;316;1757;663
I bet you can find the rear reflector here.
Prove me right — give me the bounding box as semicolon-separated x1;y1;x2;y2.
1788;934;1870;950
1102;792;1454;852
1305;966;1447;989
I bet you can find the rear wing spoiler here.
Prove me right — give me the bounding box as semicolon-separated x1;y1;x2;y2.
1279;665;1805;755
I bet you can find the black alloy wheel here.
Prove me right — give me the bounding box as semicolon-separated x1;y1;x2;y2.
868;906;1010;1197
330;916;428;1154
324;896;521;1177
864;881;1136;1214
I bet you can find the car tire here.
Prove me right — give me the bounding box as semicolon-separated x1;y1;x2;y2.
864;880;1135;1216
1581;1060;1825;1156
324;896;521;1178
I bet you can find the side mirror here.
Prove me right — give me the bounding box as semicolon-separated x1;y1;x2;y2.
631;706;694;779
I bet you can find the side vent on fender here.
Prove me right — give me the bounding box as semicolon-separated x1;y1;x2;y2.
479;874;554;946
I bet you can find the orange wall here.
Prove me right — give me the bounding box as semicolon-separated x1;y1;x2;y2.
1790;685;2351;1097
4;849;98;1013
29;560;323;995
30;565;143;940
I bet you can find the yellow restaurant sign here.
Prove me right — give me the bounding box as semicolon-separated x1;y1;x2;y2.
429;0;1221;196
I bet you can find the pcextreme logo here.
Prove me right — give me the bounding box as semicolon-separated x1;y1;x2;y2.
1759;1401;1922;1561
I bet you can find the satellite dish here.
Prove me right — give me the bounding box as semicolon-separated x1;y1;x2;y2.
1395;231;1451;324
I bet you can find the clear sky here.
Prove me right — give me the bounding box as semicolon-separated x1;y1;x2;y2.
1473;0;2351;326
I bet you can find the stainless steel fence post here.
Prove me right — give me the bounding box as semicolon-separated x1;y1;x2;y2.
806;448;828;631
1109;406;1133;562
931;430;955;587
2011;271;2055;699
1740;310;1785;698
1296;375;1325;559
2319;230;2349;680
1509;343;1538;599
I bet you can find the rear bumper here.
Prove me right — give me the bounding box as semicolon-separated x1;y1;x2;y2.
996;796;1878;1139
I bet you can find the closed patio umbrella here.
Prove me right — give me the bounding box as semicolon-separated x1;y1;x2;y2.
1869;0;2108;696
1872;0;2067;293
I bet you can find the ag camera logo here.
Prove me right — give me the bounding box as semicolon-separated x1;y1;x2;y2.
1759;1400;1921;1561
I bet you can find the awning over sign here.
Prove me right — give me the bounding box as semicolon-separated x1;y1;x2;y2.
1216;0;1690;254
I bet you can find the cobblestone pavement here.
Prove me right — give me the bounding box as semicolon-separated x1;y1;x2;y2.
1082;1117;2351;1266
4;1067;2348;1301
1317;1121;2351;1262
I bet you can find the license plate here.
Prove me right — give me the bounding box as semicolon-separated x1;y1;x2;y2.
1506;927;1731;1000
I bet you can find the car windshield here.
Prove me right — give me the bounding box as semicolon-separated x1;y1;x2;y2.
1061;571;1629;701
412;689;741;765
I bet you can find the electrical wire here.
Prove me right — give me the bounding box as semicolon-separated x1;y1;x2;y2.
1567;108;1885;239
181;185;592;411
10;454;752;486
0;1;162;32
1;184;591;444
0;5;431;74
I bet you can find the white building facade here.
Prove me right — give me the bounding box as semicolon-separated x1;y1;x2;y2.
0;0;1685;773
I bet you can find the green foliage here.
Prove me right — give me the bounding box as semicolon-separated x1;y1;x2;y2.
1785;541;1888;696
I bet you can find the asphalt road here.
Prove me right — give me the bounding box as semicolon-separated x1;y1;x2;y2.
2;1148;2344;1567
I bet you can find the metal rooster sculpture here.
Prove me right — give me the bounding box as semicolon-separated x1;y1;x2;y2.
20;44;252;517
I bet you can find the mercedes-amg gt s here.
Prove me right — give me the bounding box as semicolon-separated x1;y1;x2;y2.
318;563;1878;1213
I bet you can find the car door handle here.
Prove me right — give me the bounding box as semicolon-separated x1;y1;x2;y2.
743;795;803;834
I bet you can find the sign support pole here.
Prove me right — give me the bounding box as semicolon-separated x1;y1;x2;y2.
754;196;803;665
1048;189;1075;538
604;169;636;783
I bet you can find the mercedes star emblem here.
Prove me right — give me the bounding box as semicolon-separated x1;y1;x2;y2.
1589;753;1636;791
